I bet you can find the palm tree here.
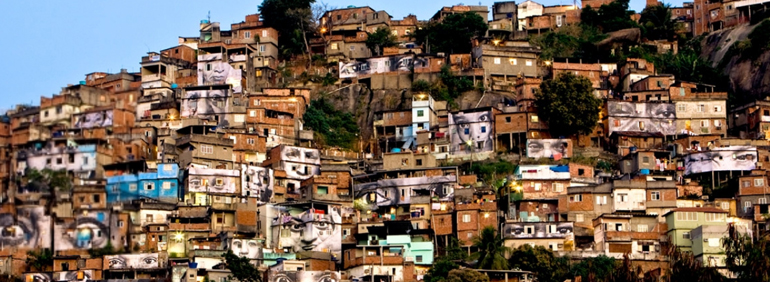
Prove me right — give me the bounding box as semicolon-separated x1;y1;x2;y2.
639;4;675;41
471;226;510;270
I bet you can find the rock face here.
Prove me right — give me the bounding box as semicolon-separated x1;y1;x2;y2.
702;22;770;99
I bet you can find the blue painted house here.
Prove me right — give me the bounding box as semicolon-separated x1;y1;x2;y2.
107;163;180;203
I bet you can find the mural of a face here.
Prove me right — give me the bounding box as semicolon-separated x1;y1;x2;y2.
198;53;242;93
354;175;456;207
504;222;573;238
527;139;571;159
55;213;110;250
188;168;238;194
685;147;757;175
74;110;113;129
450;111;493;154
278;208;341;254
25;273;51;282
0;206;50;249
106;253;159;269
608;102;677;135
281;146;321;180
181;90;230;127
242;165;274;202
231;239;260;259
297;272;340;282
57;270;92;281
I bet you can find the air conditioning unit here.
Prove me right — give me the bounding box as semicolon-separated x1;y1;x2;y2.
437;52;445;57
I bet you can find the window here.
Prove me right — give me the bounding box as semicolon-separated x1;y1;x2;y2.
534;183;541;191
129;184;137;191
576;214;584;222
145;183;154;190
56;158;62;165
494;58;501;64
330;43;338;50
44;111;49;117
526;60;533;66
262;30;268;37
244;31;251;38
705;213;726;221
93;194;100;202
714;105;722;112
756;178;765;186
743;181;751;187
349;46;355;51
415;255;423;262
618;193;628;202
163;182;172;190
698;104;705;112
556;15;562;26
570;195;582;202
509;58;517;65
260;45;266;52
464;128;470;135
638;225;648;232
317;186;328;195
651;191;660;201
714;120;722;127
721;202;730;210
417;110;424;117
596;195;607;205
553;183;564;192
118;220;124;227
708;238;720;247
201;145;214;154
683;232;691;239
525;226;534;234
247;138;255;145
416;159;423;166
462;214;471;223
505;117;511;123
481;126;487;133
254;99;261;106
760;198;768;204
642;156;650;164
531;115;539;123
700;120;709;127
676;212;698;221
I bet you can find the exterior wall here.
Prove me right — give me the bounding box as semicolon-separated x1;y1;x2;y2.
612;188;647;212
482;46;540;77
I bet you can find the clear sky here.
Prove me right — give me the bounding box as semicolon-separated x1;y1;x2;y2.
0;0;683;112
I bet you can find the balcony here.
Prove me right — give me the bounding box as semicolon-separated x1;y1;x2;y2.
169;223;211;231
211;202;238;211
346;256;405;268
141;73;169;83
604;231;660;241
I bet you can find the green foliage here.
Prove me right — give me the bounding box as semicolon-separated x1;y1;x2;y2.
259;0;315;57
436;65;475;106
639;4;675;41
222;249;263;282
413;12;488;54
24;168;71;193
529;25;605;60
88;241;119;257
581;0;639;33
608;255;643;282
570;255;616;282
424;259;460;282
721;19;770;66
535;72;601;137
446;237;468;261
446;269;490;282
508;245;569;282
469;160;516;186
664;245;725;282
26;248;53;272
411;80;432;93
723;224;770;282
628;37;726;92
471;226;509;270
303;97;359;149
365;27;398;56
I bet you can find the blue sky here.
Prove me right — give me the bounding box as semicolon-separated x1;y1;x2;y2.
0;0;682;112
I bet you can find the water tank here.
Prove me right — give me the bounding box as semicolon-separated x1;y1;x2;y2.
79;81;86;85
391;148;402;153
171;83;178;89
189;262;198;268
200;20;209;24
640;169;650;175
347;5;356;8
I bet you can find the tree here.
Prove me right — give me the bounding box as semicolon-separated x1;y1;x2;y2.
471;226;509;270
639;4;675;41
534;72;601;138
365;27;398;56
509;245;569;282
607;254;642;282
570;255;616;282
413;12;488;54
424;259;460;282
26;248;53;272
581;0;639;33
222;250;262;282
24;168;71;193
723;224;770;282
663;244;725;282
302;97;360;149
446;269;490;282
259;0;315;58
529;24;605;61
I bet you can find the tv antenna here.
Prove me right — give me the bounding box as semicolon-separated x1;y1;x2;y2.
207;11;211;22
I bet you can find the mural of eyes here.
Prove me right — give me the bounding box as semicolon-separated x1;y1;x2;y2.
67;217;109;249
140;256;158;266
108;257;127;269
0;214;31;247
361;190;394;206
527;142;544;153
304;150;319;161
285;148;301;159
272;274;294;282
315;274;338;282
651;107;675;119
30;274;50;282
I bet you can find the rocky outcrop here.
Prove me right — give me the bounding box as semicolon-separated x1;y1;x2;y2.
701;21;770;99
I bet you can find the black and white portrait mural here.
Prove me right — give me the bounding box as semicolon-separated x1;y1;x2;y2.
449;110;493;155
54;270;93;282
73;110;113;129
0;206;51;249
339;55;428;79
684;146;757;175
198;53;242;93
297;271;340;282
280;146;321;180
273;206;342;255
527;139;572;159
354;175;456;207
231;238;260;259
180;89;231;127
24;273;52;282
607;101;677;135
188;168;239;194
106;253;160;269
503;222;573;239
54;211;110;250
241;165;274;203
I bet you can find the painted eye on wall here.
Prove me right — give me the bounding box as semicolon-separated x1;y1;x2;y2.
108;257;126;269
141;256;158;265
